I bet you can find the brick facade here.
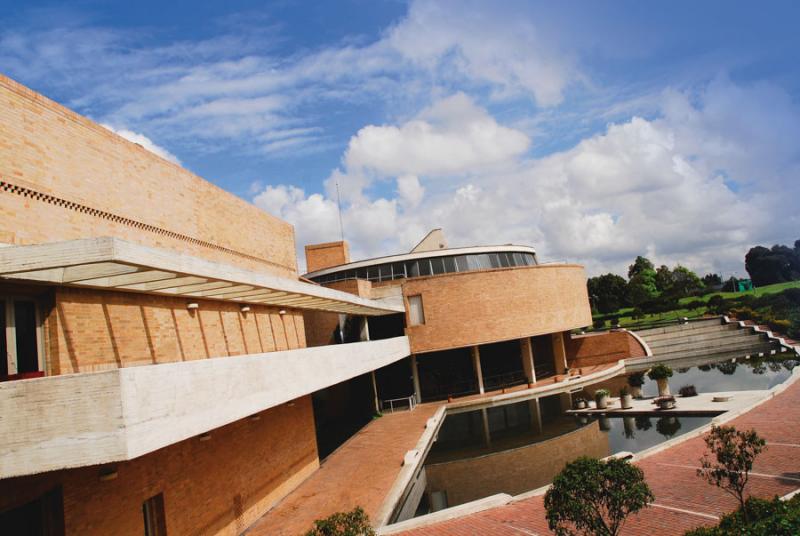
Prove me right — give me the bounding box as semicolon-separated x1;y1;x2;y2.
565;330;647;369
402;265;592;354
0;74;296;277
304;241;349;273
0;396;318;536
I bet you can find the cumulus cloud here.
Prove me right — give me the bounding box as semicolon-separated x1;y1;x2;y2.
101;124;181;164
255;78;799;277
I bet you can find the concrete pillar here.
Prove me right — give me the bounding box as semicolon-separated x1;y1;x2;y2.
370;370;381;414
520;337;536;385
471;346;485;394
481;408;492;447
528;398;542;435
559;391;573;413
361;316;370;342
552;332;568;374
411;355;422;403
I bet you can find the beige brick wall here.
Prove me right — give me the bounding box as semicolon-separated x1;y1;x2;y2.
402;265;593;354
566;330;647;369
0;396;319;536
0;74;297;277
304;241;349;273
302;279;371;347
47;287;306;374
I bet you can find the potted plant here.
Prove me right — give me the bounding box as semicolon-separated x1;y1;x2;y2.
678;385;698;397
619;387;633;409
654;395;676;410
627;372;646;399
595;389;611;409
574;397;587;410
647;363;673;396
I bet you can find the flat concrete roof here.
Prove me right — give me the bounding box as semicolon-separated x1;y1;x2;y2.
0;237;404;315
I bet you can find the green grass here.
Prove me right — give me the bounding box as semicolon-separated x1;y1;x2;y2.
592;280;800;330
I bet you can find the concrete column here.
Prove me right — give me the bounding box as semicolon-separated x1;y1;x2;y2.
411;355;422;403
360;316;370;342
481;408;492;447
471;346;485;394
370;370;381;414
520;337;536;385
559;391;573;413
552;332;568;374
528;398;542;435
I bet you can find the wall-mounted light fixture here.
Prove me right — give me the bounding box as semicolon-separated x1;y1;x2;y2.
278;309;287;315
187;302;199;310
99;466;118;481
240;305;251;313
250;413;261;421
198;432;212;442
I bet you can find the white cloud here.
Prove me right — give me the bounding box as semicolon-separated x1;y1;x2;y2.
101;124;181;164
254;78;800;278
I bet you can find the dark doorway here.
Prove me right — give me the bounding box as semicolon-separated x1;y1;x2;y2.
312;373;375;459
0;487;64;536
367;313;405;340
531;335;555;379
375;357;414;402
478;340;525;391
416;348;476;401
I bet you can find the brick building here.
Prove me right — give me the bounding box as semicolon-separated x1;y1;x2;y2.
0;73;641;534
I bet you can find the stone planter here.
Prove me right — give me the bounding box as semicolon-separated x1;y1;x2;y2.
657;397;676;410
620;394;633;409
630;386;643;399
575;399;587;409
656;378;671;396
595;394;608;409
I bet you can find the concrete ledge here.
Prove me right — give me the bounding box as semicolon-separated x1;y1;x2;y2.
377;493;512;535
723;315;800;357
0;336;410;479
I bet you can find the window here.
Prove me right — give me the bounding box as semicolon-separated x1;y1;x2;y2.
418;259;432;276
378;264;392;282
391;262;406;279
442;256;457;273
143;493;167;536
1;297;44;378
430;257;445;275
408;295;425;326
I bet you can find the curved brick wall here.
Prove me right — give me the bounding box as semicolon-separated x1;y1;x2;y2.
566;330;648;369
402;264;592;354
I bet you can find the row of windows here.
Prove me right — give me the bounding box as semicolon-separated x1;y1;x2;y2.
310;251;537;284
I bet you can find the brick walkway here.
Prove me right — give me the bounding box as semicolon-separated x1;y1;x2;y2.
398;375;800;535
245;403;441;536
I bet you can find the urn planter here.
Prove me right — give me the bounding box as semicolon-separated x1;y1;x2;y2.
620;394;633;409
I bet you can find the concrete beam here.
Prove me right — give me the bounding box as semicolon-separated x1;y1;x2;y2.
0;336;411;479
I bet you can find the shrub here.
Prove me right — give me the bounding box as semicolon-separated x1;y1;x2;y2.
685;495;800;535
304;507;376;536
595;389;611;398
647;363;673;380
685;299;706;311
593;317;607;329
544;456;654;536
679;385;698;397
697;426;766;523
619;386;629;397
627;371;646;387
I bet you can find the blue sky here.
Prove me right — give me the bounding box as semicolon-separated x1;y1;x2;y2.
1;0;799;275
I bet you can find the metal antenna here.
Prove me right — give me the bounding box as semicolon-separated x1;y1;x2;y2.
335;180;345;242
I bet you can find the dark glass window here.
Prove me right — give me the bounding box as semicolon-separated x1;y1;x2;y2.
512;253;526;266
443;256;457;273
418;259;432;276
391;263;406;279
454;255;468;272
499;252;511;267
356;268;368;279
379;264;392;281
0;302;6;377
431;257;445;275
14;301;38;374
487;253;501;268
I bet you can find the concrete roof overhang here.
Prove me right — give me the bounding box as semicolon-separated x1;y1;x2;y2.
0;238;404;315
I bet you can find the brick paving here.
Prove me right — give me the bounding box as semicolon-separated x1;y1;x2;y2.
245;403;441;536
398;375;800;536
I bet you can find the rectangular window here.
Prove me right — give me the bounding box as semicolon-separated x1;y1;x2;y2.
442;256;457;273
454;255;469;272
487;252;501;268
143;493;167;536
378;264;392;282
2;298;43;378
430;257;445;275
391;263;406;279
499;252;511;267
418;259;432;276
406;261;420;278
408;295;425;326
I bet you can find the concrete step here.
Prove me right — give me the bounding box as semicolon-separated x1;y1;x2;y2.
640;323;738;343
653;340;779;361
647;330;759;351
634;318;724;337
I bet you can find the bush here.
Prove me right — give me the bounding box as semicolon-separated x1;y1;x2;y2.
627;371;646;387
647;363;673;380
679;385;698;397
619;386;629;397
545;456;654;536
685;495;800;535
685;299;706;311
593;317;607;329
304;507;376;536
595;389;611;398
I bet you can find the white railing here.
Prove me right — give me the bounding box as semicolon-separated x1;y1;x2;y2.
382;395;417;413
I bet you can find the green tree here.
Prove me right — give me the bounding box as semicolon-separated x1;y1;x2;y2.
697;425;766;523
702;273;723;287
628;269;658;306
544;456;654;536
305;507;376;536
588;273;629;314
745;242;800;286
655;265;674;294
670;265;704;298
628;256;655;279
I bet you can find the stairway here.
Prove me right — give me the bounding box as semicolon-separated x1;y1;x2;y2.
635;317;781;362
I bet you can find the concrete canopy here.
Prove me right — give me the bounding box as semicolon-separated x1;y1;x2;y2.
0;237;404;315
